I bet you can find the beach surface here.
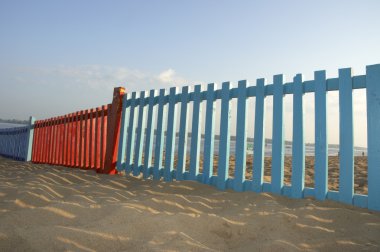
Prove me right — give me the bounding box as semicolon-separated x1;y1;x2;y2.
0;156;379;251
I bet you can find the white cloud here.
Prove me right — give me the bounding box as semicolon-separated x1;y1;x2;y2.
156;68;187;86
5;65;191;93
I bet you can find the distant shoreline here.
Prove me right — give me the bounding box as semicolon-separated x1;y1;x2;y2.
0;122;27;129
0;118;28;125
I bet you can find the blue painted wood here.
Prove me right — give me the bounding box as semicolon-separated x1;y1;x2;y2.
314;70;328;200
154;89;167;180
291;74;305;198
252;78;266;192
271;74;285;195
353;194;368;209
304;187;316;198
26;116;35;161
190;85;202;180
143;90;157;178
133;91;147;176
283;185;292;197
234;80;247;192
338;68;354;205
0;126;29;160
327;191;339;201
202;83;216;184
117;93;130;171
243;180;252;191
125;92;137;174
176;86;189;181
262;182;271;192
217;82;231;190
366;64;380;211
164;87;178;181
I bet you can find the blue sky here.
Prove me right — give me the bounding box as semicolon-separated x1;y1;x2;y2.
1;0;379;146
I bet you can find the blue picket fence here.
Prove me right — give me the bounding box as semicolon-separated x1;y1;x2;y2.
117;64;380;211
0;117;35;161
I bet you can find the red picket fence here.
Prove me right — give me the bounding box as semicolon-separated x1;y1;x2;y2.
31;87;125;174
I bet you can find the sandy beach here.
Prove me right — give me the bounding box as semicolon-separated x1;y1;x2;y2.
0;156;379;251
170;155;369;194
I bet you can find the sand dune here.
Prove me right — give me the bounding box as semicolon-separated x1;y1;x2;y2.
0;156;379;251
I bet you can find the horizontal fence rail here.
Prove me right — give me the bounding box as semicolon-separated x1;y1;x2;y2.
117;64;380;211
1;65;379;212
0;117;35;161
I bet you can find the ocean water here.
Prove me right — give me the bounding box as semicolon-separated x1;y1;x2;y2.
155;136;367;157
0;122;366;157
0;123;27;129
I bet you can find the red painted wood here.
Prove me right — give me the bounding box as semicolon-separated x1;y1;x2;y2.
78;111;83;168
83;110;87;168
49;118;54;164
57;117;61;164
98;106;105;172
65;114;69;166
38;121;43;163
44;119;49;163
39;120;45;163
32;121;39;162
52;117;57;164
54;117;58;164
38;120;42;163
48;118;53;164
58;117;63;164
54;117;58;165
52;117;58;164
104;87;125;174
62;115;68;165
77;112;81;168
84;110;89;169
51;118;55;164
40;120;45;163
38;121;42;162
29;86;126;173
103;105;109;172
58;116;63;165
95;107;100;170
89;108;94;169
71;113;75;166
68;113;73;167
74;111;79;167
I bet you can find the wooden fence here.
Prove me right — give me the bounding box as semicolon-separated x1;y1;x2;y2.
117;64;380;211
0;117;35;161
31;87;125;174
1;65;379;211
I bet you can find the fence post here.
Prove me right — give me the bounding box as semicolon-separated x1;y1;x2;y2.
339;68;354;205
189;85;202;181
272;74;285;195
217;82;231;190
314;70;328;200
366;64;380;211
26;116;35;161
103;87;126;174
234;80;248;192
291;74;305;198
252;78;266;192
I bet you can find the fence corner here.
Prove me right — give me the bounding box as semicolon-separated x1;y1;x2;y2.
102;87;126;174
26;116;35;161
